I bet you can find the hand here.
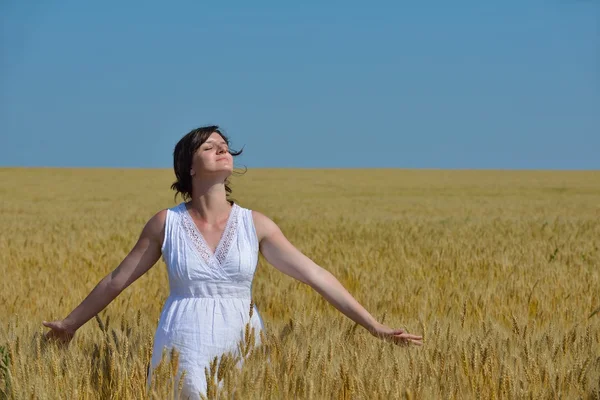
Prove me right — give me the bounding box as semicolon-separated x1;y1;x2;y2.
42;320;76;345
370;323;423;347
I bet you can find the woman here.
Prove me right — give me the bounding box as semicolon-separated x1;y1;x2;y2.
42;125;423;398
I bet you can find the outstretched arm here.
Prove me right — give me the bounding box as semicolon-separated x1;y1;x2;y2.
43;209;166;343
252;211;422;346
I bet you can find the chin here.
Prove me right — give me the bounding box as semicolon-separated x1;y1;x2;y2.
220;167;233;177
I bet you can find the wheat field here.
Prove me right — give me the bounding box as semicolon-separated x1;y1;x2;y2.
0;167;599;399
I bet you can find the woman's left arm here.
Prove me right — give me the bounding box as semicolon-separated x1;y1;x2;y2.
252;211;423;347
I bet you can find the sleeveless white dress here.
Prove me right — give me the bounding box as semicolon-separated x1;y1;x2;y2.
147;202;265;399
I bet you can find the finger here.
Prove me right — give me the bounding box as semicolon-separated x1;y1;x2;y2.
391;336;422;346
390;336;410;346
395;332;422;340
42;321;57;329
399;334;423;341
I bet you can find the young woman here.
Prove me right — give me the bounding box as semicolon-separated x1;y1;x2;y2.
42;125;423;398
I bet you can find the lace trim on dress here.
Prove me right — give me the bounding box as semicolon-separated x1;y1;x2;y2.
179;203;239;267
214;206;239;265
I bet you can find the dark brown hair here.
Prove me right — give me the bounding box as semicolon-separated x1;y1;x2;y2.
171;125;245;203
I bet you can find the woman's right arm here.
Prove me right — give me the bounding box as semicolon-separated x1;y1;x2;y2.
43;209;167;341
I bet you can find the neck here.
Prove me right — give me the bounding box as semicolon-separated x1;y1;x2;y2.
188;182;231;223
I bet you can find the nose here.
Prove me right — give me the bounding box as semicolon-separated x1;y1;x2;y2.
217;144;227;154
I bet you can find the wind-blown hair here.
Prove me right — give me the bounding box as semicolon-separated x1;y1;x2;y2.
170;125;244;204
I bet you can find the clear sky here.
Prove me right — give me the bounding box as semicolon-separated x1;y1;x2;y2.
1;1;598;169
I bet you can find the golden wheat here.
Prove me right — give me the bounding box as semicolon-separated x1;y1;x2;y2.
1;167;599;399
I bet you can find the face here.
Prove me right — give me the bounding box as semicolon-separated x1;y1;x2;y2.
190;132;233;179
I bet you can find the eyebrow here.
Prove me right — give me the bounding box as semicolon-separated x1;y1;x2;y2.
203;140;227;145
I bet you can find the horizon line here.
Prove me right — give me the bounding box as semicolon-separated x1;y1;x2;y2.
0;166;598;172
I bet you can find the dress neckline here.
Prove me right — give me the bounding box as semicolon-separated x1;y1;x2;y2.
179;202;239;269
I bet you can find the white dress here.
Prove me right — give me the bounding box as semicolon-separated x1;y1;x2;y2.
147;202;265;399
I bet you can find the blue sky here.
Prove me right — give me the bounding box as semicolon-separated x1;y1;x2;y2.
1;1;598;169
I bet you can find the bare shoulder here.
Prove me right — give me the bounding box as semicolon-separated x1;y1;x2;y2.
250;210;281;243
148;208;168;227
140;208;169;243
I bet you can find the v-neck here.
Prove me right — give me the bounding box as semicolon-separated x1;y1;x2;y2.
180;202;239;267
